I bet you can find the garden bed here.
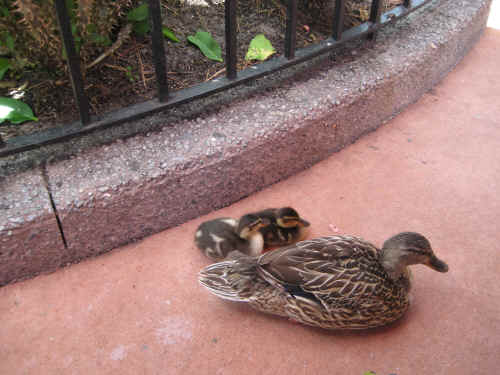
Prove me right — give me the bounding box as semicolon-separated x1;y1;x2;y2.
0;0;401;141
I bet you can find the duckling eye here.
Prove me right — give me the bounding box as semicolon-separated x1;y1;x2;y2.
407;248;427;255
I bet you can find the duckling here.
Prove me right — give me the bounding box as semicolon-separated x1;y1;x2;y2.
194;214;269;260
199;232;449;330
254;207;311;248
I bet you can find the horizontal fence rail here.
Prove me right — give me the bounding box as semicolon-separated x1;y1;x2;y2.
0;0;433;157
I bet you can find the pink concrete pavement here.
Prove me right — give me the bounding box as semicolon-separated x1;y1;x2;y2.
1;27;500;375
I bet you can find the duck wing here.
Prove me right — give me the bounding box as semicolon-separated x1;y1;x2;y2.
257;236;385;310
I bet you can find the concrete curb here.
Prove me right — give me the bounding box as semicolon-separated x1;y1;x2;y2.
0;0;492;286
0;170;66;285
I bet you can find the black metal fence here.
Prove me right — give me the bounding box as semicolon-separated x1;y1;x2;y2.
0;0;431;157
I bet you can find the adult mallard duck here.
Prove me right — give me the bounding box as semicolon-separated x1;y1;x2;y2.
195;214;269;260
254;207;311;248
198;232;449;330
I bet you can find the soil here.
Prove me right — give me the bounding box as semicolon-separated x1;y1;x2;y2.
0;0;402;142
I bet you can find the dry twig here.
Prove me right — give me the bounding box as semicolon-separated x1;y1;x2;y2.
86;23;133;70
137;50;147;90
205;68;226;81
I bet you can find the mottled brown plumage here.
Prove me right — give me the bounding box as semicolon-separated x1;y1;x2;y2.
199;232;449;330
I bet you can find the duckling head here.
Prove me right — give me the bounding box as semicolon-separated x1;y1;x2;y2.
237;214;269;240
380;232;449;280
275;207;310;228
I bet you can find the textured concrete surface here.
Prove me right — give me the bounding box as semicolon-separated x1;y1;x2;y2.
1;18;499;374
0;170;66;285
40;0;490;271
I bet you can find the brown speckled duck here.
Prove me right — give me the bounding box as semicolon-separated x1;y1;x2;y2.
195;214;268;260
199;232;449;330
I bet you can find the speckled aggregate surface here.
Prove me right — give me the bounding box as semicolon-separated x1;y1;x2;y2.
0;0;492;285
0;170;65;285
1;21;499;373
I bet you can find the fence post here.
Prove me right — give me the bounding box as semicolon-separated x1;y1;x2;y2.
367;0;383;41
333;0;346;41
148;0;169;102
285;0;298;59
54;0;90;125
225;0;237;79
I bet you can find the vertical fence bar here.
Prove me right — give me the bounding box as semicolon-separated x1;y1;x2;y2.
332;0;346;41
148;0;169;102
225;0;237;79
285;0;298;59
367;0;383;40
54;0;90;125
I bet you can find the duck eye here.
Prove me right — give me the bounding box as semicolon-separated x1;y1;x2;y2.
407;248;427;255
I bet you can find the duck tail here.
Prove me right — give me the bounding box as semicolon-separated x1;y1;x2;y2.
198;255;258;302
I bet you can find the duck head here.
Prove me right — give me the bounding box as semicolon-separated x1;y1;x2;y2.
275;207;310;228
237;214;269;239
381;232;449;280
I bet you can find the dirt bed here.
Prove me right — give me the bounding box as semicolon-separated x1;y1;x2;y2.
0;0;401;141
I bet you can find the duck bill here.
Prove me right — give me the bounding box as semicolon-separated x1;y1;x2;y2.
254;221;269;231
426;255;449;273
297;218;310;227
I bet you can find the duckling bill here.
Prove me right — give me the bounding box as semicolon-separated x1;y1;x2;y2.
199;232;449;330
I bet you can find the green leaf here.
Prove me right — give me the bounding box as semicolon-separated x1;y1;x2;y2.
0;97;38;124
86;23;97;34
127;3;149;22
71;23;78;36
5;33;14;51
66;0;75;11
133;20;150;35
363;372;376;375
90;33;111;46
1;32;15;52
0;58;11;80
245;34;276;61
162;27;180;43
187;30;222;62
65;0;76;18
0;6;10;18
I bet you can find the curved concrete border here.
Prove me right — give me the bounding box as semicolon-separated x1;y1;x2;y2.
0;0;492;285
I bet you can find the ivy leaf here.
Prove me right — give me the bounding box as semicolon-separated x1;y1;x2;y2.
162;27;180;43
127;3;149;22
187;30;223;62
0;97;38;124
0;57;11;80
245;34;276;61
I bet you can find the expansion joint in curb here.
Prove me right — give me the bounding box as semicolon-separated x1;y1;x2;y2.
40;164;68;249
